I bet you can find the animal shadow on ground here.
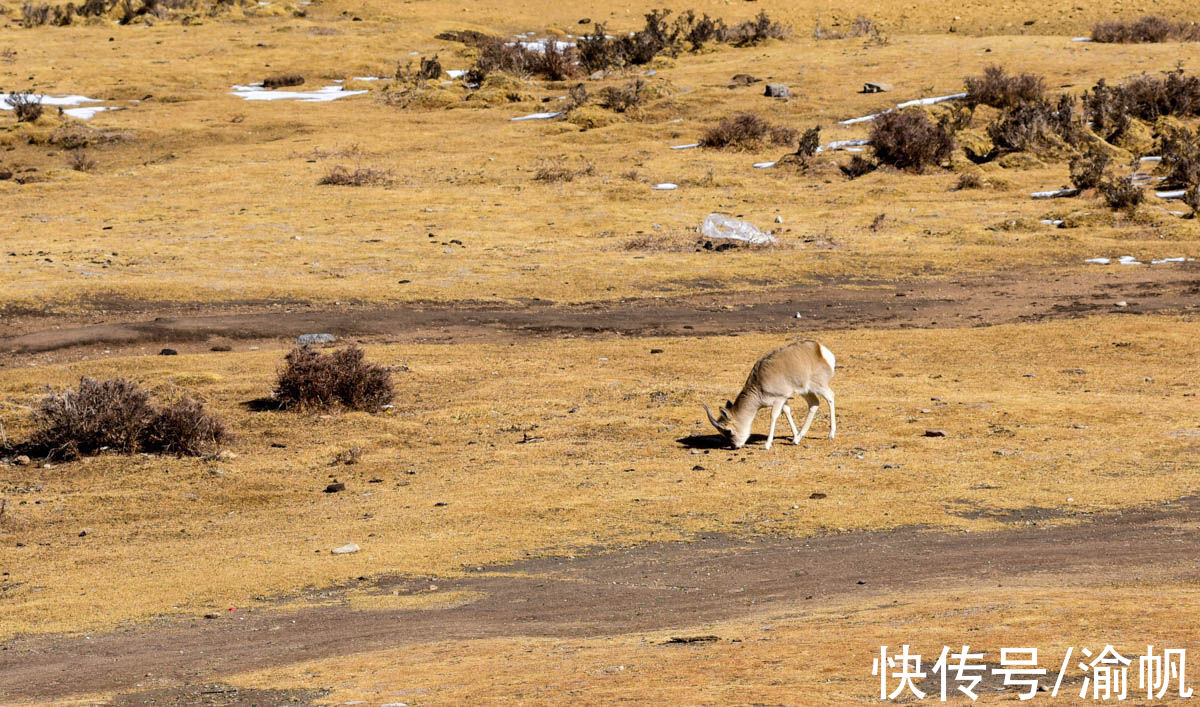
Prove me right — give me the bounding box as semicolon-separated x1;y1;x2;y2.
241;397;284;412
676;432;769;449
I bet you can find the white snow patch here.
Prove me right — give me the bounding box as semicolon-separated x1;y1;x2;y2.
446;69;468;79
1071;36;1093;42
1032;188;1079;199
839;92;967;125
1085;257;1111;265
1040;219;1064;226
230;85;367;102
670;142;700;150
1118;255;1144;265
753;161;776;169
510;111;562;121
1156;189;1187;199
1;92;118;120
652;183;678;190
63;106;114;119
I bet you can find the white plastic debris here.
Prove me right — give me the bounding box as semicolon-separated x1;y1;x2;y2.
670;143;700;150
230;84;367;102
752;161;776;169
840;93;967;125
1040;219;1064;226
1071;37;1093;42
511;111;562;121
1084;257;1111;265
446;69;468;79
1156;189;1187;199
700;213;777;245
651;183;677;190
331;543;360;555
1151;256;1190;264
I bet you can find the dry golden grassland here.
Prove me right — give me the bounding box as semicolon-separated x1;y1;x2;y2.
2;317;1198;640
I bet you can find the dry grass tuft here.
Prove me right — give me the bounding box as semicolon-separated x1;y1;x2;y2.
317;165;393;187
533;156;596;183
965;65;1045;109
1092;15;1200;43
262;74;304;89
66;149;96;172
4;90;43;122
1098;176;1145;212
868;108;953;171
701;112;797;150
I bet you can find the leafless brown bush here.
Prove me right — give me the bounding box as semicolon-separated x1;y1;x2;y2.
20;3;51;26
1069;147;1111;190
418;55;442;80
813;14;879;40
954;172;984;190
1085;72;1200;139
964;65;1046;109
1098;176;1145;211
841;154;878;179
4;91;43;122
66;149;96;172
263;74;304;89
1156;124;1200;188
317;165;394;187
142;396;227;457
31;378;152;459
722;10;790;46
273;345;394;411
868;108;954;171
1092;15;1200;43
596;79;646;112
701;112;797;150
986;101;1056;152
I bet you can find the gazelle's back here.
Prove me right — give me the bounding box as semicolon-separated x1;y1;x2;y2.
750;340;834;397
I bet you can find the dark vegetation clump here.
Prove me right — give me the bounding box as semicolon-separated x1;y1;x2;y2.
29;377;225;460
954;172;984;190
1084;72;1200;140
722;10;791;46
273;345;394;411
596;79;646;112
1092;16;1200;43
263;74;304;89
4;91;43;122
986;101;1056;152
466;37;579;82
701;112;797;150
565;82;588;111
1069;147;1111;190
1098;176;1145;211
1156;124;1200;188
317;165;393;187
868;109;954;171
66;149;96;172
795;125;821;157
418;55;442;80
964;65;1045;109
841;154;878;179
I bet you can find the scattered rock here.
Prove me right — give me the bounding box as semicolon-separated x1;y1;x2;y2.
1061;368;1086;375
159;348;178;356
692;465;705;471
924;429;947;437
764;83;790;98
296;333;336;345
665;635;720;644
433;501;448;507
730;73;760;86
78;530;88;537
1114;301;1128;308
650;348;664;354
856;580;867;585
862;81;893;93
324;481;345;493
809;492;827;499
331;543;359;555
210;345;232;352
13;455;31;466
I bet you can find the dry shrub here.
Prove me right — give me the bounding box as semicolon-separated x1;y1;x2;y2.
20;3;51;26
577;23;617;73
986;101;1056;152
263;74;304;89
722;10;790;46
841;154;877;179
868;109;953;171
32;378;153;459
66;149;96;172
331;446;362;465
468;38;578;82
1098;176;1144;211
965;66;1046;109
1156;124;1200;188
318;165;393;187
566;82;588;111
701;112;796;150
814;14;879;40
1184;185;1200;217
1092;16;1200;43
1085;72;1200;139
596;79;646;112
5;91;43;122
274;345;394;411
533;157;595;183
143;396;227;457
418;55;442;80
795;125;821;157
1069;147;1111;190
954;172;984;190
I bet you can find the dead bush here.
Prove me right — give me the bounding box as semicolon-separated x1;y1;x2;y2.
965;65;1046;109
986;101;1055;152
841;154;878;179
31;378;155;460
868;108;954;171
1184;185;1200;217
1085;72;1200;138
814;14;879;40
1098;176;1145;211
533;157;596;183
142;396;227;457
676;9;726;51
577;23;617;73
701;112;797;150
418;55;442;80
722;10;790;46
596;79;646;112
318;165;393;187
5;91;43;122
796;125;821;157
66;149;96;172
566;82;588;111
1156;124;1200;188
263;74;304;89
1092;16;1200;43
19;3;51;26
532;40;578;81
273;345;394;411
954;172;984;190
1069;147;1111;190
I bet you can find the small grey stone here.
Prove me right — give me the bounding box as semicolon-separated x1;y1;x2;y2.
862;81;893;93
924;429;948;437
295;333;336;345
764;83;790;98
332;543;360;555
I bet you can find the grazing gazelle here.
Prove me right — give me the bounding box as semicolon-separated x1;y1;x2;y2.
702;339;836;450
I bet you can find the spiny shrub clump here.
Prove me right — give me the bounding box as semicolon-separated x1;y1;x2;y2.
701;112;797;150
1092;16;1200;43
4;91;43;122
1098;176;1145;211
274;345;394;411
263;74;304;89
1156;124;1200;189
317;166;393;187
595;79;647;112
30;377;226;460
1084;72;1200;140
868;108;954;171
965;65;1045;109
1069;147;1111;189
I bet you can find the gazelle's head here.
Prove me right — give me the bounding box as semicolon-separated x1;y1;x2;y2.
703;400;750;449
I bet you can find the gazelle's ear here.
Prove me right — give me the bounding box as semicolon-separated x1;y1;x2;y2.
719;406;732;421
724;400;733;410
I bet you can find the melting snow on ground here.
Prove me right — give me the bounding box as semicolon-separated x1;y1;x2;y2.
839;93;967;125
652;183;677;190
230;84;368;102
1086;255;1194;265
1031;188;1080;199
511;111;563;121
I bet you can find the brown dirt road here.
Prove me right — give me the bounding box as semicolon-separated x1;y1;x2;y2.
4;496;1200;702
2;266;1198;363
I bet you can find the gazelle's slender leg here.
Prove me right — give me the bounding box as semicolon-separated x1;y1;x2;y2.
765;400;785;450
815;386;836;439
796;392;820;441
782;404;800;443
